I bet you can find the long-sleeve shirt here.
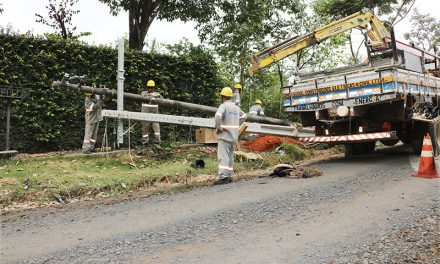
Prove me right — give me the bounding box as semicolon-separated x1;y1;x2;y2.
141;91;163;112
215;100;246;142
231;90;241;107
249;104;265;116
84;96;103;124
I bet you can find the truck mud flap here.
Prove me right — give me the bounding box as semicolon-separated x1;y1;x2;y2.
298;131;397;143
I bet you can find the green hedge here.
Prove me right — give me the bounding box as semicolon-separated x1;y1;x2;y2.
0;32;221;152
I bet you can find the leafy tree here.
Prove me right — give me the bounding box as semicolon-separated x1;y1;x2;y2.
385;0;415;26
163;2;346;118
99;0;167;50
404;8;440;54
278;14;349;77
0;31;220;152
313;0;414;24
35;0;82;39
189;1;305;84
239;14;347;119
100;0;311;82
100;0;221;50
313;0;416;63
165;38;211;58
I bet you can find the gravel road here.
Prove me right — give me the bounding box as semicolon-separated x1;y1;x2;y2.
1;145;439;263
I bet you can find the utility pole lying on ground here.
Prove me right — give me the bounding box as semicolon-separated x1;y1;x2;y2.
52;81;293;127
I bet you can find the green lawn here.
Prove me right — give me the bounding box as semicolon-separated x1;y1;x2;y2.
0;142;327;208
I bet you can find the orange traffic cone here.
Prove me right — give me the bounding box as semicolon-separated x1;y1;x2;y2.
413;133;440;179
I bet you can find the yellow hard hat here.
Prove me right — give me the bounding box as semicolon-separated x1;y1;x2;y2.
147;80;155;87
255;99;262;104
234;83;242;89
220;87;233;97
84;92;92;96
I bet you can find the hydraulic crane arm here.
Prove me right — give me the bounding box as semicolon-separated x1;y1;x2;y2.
248;10;391;75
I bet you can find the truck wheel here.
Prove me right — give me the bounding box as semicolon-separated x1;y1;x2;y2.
354;142;375;154
429;122;440;156
411;139;423;154
344;144;355;157
409;121;429;155
380;139;399;146
345;142;375;157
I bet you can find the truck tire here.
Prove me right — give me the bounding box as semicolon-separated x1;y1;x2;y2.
380;139;399;146
354;142;375;154
411;139;423;154
429;122;440;156
345;142;375;157
345;144;355;157
409;121;429;155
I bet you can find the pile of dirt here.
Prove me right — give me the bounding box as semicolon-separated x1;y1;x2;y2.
268;164;322;178
243;136;298;152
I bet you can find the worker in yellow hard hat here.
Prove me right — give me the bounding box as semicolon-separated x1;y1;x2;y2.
82;83;104;154
141;79;162;144
232;83;242;107
249;99;265;116
213;87;246;185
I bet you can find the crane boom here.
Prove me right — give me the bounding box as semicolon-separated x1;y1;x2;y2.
248;10;391;75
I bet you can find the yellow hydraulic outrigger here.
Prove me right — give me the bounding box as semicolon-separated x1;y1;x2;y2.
247;10;391;75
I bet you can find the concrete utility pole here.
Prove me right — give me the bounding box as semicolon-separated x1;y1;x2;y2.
116;38;125;146
52;81;293;126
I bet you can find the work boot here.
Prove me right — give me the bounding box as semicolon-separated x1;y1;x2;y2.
213;177;232;185
83;149;92;154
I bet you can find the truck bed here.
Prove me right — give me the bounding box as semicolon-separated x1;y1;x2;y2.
282;67;440;112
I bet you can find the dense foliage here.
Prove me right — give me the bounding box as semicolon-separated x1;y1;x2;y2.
404;8;440;54
313;0;415;63
313;0;414;23
0;31;220;152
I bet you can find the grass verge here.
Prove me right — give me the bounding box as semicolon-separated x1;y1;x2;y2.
0;143;343;210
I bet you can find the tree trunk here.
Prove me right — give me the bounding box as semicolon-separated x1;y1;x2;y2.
276;63;284;119
347;31;358;64
128;0;163;50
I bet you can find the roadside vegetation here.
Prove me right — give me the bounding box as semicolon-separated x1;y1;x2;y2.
0;142;343;209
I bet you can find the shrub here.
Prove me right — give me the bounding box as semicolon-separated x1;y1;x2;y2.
280;142;308;160
0;32;221;152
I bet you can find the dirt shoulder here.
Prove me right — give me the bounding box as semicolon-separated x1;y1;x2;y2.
0;142;342;213
2;145;437;263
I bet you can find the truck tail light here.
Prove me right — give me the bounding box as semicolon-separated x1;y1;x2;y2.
315;126;323;135
382;121;391;131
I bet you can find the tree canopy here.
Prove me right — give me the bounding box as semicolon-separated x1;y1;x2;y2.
312;0;415;64
98;0;308;54
313;0;415;24
35;0;81;39
404;8;440;54
99;0;165;49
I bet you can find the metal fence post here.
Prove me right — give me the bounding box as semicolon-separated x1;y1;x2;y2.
5;100;11;150
117;38;125;146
